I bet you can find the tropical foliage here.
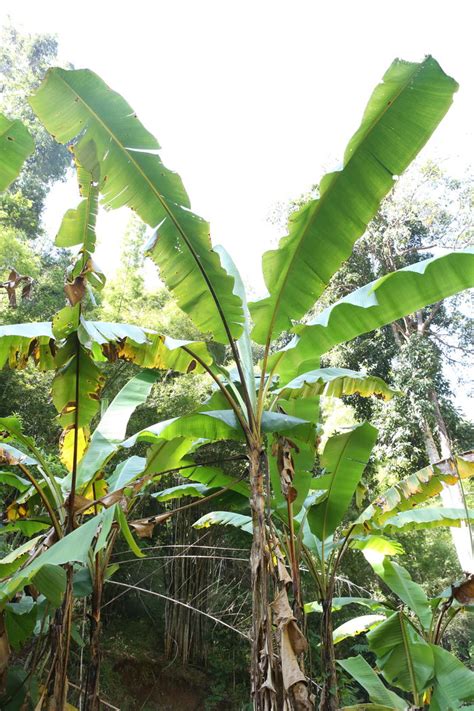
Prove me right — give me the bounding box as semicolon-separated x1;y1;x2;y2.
0;46;473;711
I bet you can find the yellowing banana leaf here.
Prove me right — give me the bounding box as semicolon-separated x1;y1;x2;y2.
249;57;457;345
353;451;474;533
381;507;474;534
79;321;213;373
272;250;474;383
0;114;34;191
0;322;55;370
52;336;105;471
193;511;253;534
30;68;244;343
276;367;398;401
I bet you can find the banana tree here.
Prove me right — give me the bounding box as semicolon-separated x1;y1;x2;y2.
301;447;474;709
194;414;474;710
1;53;473;709
0;371;254;710
0;127;218;707
338;556;474;710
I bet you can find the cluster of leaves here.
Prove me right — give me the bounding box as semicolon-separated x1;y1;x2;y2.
0;48;472;711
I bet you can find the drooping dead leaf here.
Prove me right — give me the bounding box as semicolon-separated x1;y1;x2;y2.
64;276;86;306
273;437;298;503
271;588;312;709
129;512;172;538
453;574;474;605
0;268;34;308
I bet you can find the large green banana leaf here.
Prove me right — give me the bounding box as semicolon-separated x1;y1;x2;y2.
275;367;397;401
353;451;474;533
366;559;432;630
123;409;314;449
0;114;35;191
367;612;435;694
337;655;407;710
249;56;457;345
272;249;474;382
30;68;244;343
0;508;114;608
308;422;377;540
429;644;474;710
332;614;386;645
381;507;474;533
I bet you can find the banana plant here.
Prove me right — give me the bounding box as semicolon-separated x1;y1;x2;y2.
0;53;473;710
0;132;216;707
193;410;474;711
0;369;256;710
338;556;474;710
302;446;474;710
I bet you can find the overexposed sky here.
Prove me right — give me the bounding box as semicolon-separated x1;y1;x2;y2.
1;0;473;295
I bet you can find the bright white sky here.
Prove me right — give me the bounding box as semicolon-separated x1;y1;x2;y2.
2;0;473;297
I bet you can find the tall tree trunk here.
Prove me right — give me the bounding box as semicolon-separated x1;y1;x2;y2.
423;391;473;573
249;444;279;710
318;599;338;711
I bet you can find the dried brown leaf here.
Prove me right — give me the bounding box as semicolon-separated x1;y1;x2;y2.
453;574;474;605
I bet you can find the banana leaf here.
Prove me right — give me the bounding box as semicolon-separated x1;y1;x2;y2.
193;510;253;534
0;114;34;191
272;250;474;383
366;559;432;631
429;644;474;710
249;57;457;345
353;452;474;532
332;614;386;644
367;612;434;693
337;655;407;710
275;367;398;401
30;68;244;343
381;507;474;533
308;422;377;540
